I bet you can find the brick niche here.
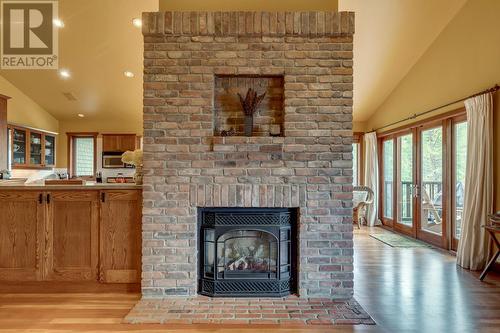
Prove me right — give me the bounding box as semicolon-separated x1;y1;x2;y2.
214;75;284;136
141;11;355;299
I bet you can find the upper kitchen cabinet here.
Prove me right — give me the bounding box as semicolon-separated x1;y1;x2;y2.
29;131;43;166
44;134;56;167
102;134;137;152
9;125;56;169
11;127;27;167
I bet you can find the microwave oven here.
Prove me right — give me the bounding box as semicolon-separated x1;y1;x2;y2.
102;153;134;168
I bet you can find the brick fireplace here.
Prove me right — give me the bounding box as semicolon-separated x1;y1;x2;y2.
132;11;367;324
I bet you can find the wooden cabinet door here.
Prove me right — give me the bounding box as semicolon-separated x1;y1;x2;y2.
99;190;141;283
29;130;43;167
0;191;44;281
102;135;119;152
118;135;136;152
45;191;99;281
11;127;28;168
102;134;136;152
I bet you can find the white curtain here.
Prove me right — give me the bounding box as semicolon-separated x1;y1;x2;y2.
457;92;494;270
363;132;379;226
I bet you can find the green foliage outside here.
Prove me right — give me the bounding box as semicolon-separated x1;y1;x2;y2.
455;122;467;183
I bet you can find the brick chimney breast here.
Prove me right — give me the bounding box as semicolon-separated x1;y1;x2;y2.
142;11;354;299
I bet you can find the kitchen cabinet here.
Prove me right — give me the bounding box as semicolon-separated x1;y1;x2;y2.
99;190;142;283
45;191;99;281
9;125;56;169
102;134;137;152
44;134;56;166
0;191;44;281
12;127;27;166
0;188;141;283
29;131;43;166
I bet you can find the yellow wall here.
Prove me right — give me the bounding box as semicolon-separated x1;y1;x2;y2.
366;0;500;207
353;121;366;133
159;0;338;11
0;75;58;133
56;120;143;168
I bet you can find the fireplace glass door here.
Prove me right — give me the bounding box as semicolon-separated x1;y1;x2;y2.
198;208;297;297
217;230;277;279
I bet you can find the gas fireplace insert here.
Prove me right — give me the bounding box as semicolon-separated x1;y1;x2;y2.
198;207;298;297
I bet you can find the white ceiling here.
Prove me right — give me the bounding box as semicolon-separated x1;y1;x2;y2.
0;0;467;123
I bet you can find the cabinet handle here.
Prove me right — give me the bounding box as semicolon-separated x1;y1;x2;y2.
38;193;43;204
101;192;105;203
46;193;51;204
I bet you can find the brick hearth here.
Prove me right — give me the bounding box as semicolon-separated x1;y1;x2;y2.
125;296;374;325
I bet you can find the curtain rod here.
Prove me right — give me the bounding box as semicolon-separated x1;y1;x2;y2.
367;84;499;133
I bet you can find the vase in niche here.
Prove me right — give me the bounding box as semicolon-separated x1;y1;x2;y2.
244;115;253;136
238;88;266;137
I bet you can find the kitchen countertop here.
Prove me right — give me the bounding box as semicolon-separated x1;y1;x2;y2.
0;181;142;190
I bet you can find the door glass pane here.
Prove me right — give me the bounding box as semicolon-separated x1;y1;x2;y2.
454;122;467;239
45;135;55;166
12;129;26;165
383;140;394;218
397;134;413;226
30;132;42;165
352;143;359;186
420;127;443;235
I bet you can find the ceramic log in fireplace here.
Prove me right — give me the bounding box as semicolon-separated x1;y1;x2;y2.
198;208;298;297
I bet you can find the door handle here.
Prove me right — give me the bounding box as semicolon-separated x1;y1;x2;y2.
38;193;43;204
46;193;51;204
101;192;106;203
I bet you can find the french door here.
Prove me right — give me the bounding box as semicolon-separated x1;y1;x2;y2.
416;123;446;248
379;111;468;250
394;131;416;237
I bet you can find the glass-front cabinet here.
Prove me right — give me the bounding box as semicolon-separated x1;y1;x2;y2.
9;126;56;169
44;134;56;167
12;128;27;166
29;131;42;166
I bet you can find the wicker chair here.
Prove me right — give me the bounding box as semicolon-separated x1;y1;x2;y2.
353;186;374;229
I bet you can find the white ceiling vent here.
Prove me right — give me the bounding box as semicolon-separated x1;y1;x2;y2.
62;92;78;101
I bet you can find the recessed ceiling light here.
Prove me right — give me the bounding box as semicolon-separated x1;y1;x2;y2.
77;114;85;118
59;69;71;79
124;71;135;78
132;18;142;28
53;18;64;28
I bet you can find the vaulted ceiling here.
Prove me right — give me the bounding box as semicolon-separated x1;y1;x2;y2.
0;0;467;123
338;0;466;121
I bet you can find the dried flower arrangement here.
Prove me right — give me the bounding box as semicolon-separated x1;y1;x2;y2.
237;88;266;136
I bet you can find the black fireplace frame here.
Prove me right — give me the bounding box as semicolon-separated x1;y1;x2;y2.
197;207;298;297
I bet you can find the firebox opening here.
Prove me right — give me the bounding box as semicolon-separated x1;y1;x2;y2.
197;207;298;297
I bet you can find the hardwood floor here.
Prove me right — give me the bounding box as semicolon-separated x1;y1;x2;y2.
0;227;498;332
354;227;500;333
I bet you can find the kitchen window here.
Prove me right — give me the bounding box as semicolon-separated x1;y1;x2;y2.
68;133;98;178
